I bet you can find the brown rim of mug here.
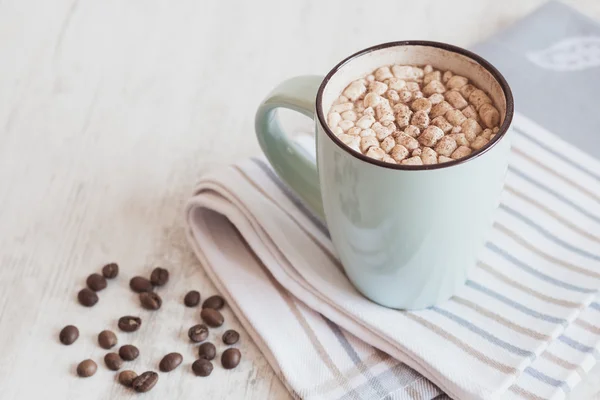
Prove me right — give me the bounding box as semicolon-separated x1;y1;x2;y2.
315;40;514;170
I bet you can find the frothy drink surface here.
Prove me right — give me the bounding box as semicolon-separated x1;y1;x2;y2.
327;64;501;165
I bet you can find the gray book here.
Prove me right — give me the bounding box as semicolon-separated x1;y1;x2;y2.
473;0;600;156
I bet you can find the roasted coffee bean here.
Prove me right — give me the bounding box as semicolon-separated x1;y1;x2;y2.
159;352;183;372
118;316;142;332
77;288;98;307
222;329;240;345
132;371;158;393
104;352;123;371
98;330;118;349
184;290;200;307
86;273;107;292
78;288;98;307
198;342;216;361
202;295;225;310
77;359;97;377
188;324;209;343
118;370;137;387
221;348;241;369
200;308;224;327
119;345;140;361
150;267;169;286
192;359;213;377
140;292;162;310
129;276;153;293
102;263;119;279
59;325;79;345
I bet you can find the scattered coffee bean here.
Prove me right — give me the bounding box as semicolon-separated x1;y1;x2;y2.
98;330;118;349
86;273;107;292
129;276;153;293
59;325;79;345
140;292;162;310
221;348;241;369
78;288;98;307
119;344;140;361
202;295;225;310
159;352;183;372
198;342;216;361
102;262;119;279
104;352;123;371
132;371;158;393
192;359;213;377
118;316;142;332
222;329;240;345
150;267;169;286
118;370;137;387
188;324;209;343
184;290;200;307
77;359;97;377
200;308;224;327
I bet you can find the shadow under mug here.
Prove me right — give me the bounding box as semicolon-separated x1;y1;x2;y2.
255;41;514;310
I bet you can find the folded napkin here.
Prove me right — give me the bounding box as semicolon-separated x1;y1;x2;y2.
186;111;600;400
185;3;600;399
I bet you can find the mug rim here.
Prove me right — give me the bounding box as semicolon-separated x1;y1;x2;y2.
315;40;514;170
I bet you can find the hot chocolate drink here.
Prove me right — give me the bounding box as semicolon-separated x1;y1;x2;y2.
326;64;501;165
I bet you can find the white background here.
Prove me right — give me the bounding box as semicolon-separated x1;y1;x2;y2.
0;0;599;398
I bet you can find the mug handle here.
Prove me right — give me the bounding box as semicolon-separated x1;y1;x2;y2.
255;75;325;219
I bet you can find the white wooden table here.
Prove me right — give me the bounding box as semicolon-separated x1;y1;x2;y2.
1;0;599;398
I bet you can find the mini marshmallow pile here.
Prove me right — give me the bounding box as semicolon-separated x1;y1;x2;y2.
327;64;501;165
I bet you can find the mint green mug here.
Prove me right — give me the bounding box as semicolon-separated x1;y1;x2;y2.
255;41;514;309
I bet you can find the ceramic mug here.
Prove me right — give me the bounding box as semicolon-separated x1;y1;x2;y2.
255;41;514;309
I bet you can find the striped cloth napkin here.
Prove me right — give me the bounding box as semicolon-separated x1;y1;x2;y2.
184;113;600;400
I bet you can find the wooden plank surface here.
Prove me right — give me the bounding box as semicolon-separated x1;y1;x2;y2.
0;0;599;398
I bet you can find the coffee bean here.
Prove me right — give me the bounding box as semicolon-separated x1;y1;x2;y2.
188;324;209;343
200;308;224;327
59;325;79;345
132;371;158;393
102;262;119;279
119;344;140;361
98;330;118;349
202;295;225;310
118;370;137;387
118;316;142;332
221;348;241;369
198;342;216;361
78;288;98;307
150;267;169;286
86;273;107;292
159;352;183;372
192;359;213;377
184;290;200;307
76;359;97;377
140;292;162;310
129;276;153;293
222;329;240;345
104;352;123;371
77;288;98;307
